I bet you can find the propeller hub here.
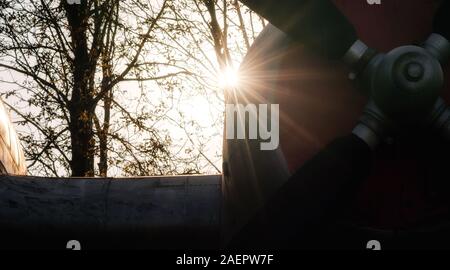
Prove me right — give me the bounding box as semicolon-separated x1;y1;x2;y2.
369;45;443;124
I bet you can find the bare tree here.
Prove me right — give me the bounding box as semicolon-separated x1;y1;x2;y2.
0;0;173;176
0;0;264;177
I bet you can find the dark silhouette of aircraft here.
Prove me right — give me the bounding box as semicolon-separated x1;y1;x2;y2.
0;0;449;249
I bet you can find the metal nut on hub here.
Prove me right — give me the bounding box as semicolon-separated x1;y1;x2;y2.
404;62;424;82
370;45;443;123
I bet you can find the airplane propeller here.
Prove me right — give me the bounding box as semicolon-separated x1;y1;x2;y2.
230;0;450;248
239;0;357;59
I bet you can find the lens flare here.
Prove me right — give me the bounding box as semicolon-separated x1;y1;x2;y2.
218;67;239;89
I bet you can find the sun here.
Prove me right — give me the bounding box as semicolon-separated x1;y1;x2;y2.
218;67;240;89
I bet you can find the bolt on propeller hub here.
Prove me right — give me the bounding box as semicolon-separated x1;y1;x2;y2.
404;62;424;82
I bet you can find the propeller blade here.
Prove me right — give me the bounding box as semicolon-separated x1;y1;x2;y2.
428;98;450;142
423;1;450;63
229;134;373;249
239;0;357;59
433;1;450;41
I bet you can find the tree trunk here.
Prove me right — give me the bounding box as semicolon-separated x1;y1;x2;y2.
98;90;112;177
204;0;229;70
65;2;96;177
234;1;251;50
69;105;95;177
